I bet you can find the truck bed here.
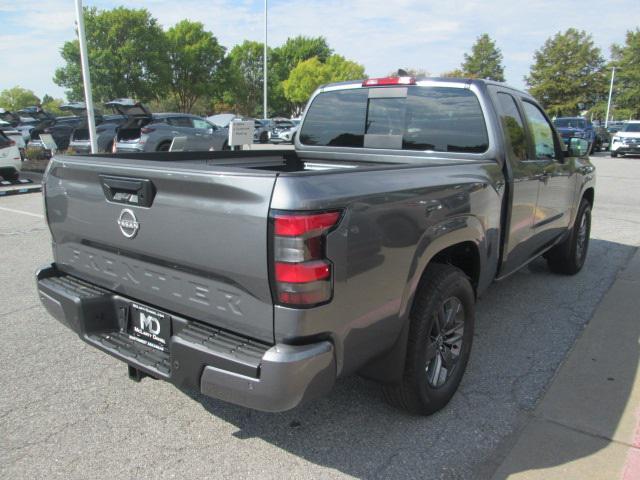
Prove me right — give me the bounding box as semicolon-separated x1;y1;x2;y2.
104;149;393;173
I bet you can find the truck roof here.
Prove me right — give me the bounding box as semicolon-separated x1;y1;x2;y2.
318;77;531;98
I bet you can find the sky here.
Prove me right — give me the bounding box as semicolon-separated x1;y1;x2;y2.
0;0;639;101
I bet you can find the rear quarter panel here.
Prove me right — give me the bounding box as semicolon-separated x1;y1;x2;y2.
271;161;504;376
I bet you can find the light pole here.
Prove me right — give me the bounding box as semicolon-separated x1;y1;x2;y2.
263;0;268;120
74;0;98;153
605;67;616;128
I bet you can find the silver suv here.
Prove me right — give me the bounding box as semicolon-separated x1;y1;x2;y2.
110;99;228;153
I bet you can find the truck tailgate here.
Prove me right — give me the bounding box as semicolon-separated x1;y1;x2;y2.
44;156;277;342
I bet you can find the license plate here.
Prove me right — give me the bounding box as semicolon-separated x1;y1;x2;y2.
128;303;171;352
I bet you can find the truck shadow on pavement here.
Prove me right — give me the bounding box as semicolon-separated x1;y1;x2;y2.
187;238;637;479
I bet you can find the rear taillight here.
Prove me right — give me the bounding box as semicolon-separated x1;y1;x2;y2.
141;127;155;134
272;210;341;307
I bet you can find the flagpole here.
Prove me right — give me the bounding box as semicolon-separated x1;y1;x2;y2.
263;0;268;119
74;0;98;153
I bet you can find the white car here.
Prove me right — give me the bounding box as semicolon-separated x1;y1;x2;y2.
0;130;22;181
611;121;640;157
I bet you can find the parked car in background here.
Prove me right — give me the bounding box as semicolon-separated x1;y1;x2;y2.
553;117;596;152
0;109;26;159
68;113;126;154
606;121;625;136
253;119;271;143
594;125;611;151
610;120;640;157
0;130;22;181
68;101;129;154
269;119;297;144
279;119;301;143
2;108;39;146
112;99;228;152
21;105;83;153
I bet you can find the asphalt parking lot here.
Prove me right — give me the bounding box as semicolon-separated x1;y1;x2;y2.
1;152;639;480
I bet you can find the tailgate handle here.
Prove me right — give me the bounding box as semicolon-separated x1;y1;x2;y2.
100;175;156;207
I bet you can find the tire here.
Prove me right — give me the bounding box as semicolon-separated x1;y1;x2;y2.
157;142;171;152
611;151;618;158
260;132;268;144
383;263;475;415
546;198;591;275
0;169;19;182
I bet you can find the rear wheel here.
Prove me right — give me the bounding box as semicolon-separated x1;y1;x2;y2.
157;141;171;152
546;198;591;275
260;132;269;144
611;151;618;157
0;168;19;182
383;263;475;415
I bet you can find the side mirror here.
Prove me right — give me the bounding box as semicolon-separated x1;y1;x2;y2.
567;137;589;157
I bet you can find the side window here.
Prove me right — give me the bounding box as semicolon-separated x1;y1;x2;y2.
496;93;527;162
522;102;556;160
192;119;211;129
167;117;192;128
0;133;10;148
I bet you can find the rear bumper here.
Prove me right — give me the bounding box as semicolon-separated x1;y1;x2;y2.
68;140;91;154
36;264;336;412
0;154;22;172
114;142;145;153
611;142;640;154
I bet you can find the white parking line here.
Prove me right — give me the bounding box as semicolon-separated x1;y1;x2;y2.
0;206;44;219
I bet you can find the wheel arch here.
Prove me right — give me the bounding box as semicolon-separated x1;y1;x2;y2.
360;219;486;384
156;139;173;151
582;187;594;208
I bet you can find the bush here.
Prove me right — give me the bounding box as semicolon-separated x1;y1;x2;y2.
25;146;47;161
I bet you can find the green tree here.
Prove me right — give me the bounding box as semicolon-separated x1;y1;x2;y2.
270;36;333;115
54;7;169;103
526;28;606;117
440;68;470;78
283;55;366;114
283;57;330;107
461;34;505;81
273;36;332;75
165;20;226;112
325;55;366;82
224;40;268;117
0;86;40;111
41;96;66;116
610;29;640;118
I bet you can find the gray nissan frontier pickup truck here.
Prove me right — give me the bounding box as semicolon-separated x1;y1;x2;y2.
36;77;595;415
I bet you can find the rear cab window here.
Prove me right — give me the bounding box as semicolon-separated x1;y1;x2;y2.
300;85;489;154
